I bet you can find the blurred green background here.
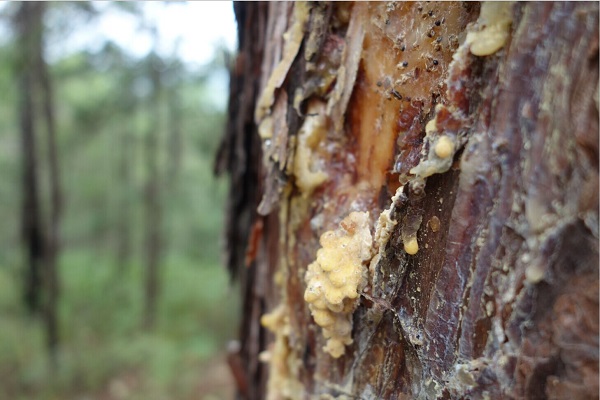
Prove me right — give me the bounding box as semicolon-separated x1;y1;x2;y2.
0;2;239;399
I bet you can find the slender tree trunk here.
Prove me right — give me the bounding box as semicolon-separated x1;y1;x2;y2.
15;1;62;364
116;124;132;274
220;2;599;399
167;81;183;184
143;52;163;330
36;1;62;364
162;76;182;260
16;2;45;317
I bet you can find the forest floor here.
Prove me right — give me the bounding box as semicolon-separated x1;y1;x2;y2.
93;353;234;400
0;250;239;400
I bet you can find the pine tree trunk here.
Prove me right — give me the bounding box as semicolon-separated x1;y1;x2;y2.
16;1;62;364
219;2;599;399
116;123;132;273
167;79;183;184
16;2;45;317
143;51;163;330
37;1;62;364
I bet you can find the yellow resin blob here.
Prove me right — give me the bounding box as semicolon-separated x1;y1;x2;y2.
304;211;373;358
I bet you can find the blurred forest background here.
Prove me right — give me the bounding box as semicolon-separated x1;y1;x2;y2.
0;2;238;399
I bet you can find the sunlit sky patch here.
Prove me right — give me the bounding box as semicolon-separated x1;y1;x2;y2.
62;1;238;67
0;1;237;108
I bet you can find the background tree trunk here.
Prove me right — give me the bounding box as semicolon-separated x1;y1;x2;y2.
16;1;45;317
16;1;63;364
116;122;132;274
36;2;62;364
219;2;599;399
143;49;163;330
167;69;183;184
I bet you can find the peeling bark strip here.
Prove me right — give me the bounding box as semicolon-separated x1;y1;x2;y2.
221;2;599;399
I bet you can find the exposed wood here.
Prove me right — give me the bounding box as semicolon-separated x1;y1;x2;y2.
222;2;599;399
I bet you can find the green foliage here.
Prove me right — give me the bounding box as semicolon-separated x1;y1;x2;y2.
0;4;238;399
0;253;238;399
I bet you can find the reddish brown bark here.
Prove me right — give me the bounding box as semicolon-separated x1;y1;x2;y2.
220;2;599;399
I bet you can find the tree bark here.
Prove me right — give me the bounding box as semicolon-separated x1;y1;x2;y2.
16;2;45;317
15;1;62;364
216;2;270;398
220;2;599;399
